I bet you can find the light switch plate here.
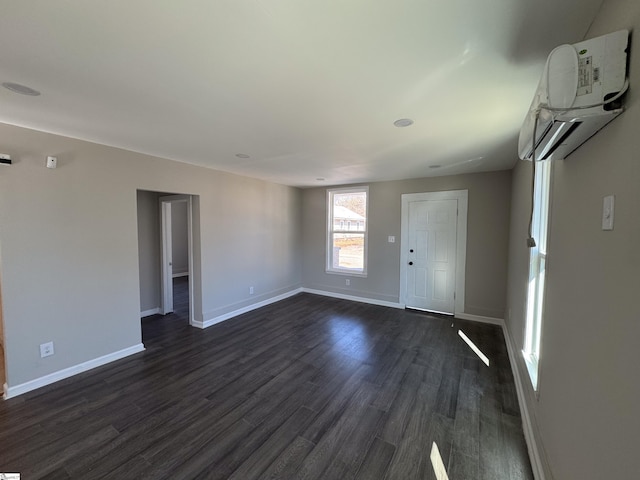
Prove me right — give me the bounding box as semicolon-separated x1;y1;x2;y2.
46;156;57;169
602;195;615;230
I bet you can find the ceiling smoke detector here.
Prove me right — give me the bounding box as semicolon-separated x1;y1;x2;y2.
2;82;41;96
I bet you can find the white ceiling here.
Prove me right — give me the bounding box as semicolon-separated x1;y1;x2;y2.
0;1;603;187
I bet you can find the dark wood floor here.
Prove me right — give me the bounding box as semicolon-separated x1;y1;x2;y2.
0;279;533;479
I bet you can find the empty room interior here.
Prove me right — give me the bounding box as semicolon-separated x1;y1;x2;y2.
0;1;638;479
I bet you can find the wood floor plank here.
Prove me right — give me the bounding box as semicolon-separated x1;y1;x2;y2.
0;287;533;480
64;397;213;479
379;363;426;445
296;382;380;480
226;406;316;480
353;437;396;480
259;435;316;480
384;381;438;479
448;448;480;480
452;368;481;460
19;425;120;479
301;365;373;445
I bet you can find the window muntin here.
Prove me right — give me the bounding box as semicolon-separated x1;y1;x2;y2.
327;187;368;275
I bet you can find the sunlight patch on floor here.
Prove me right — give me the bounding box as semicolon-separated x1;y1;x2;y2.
458;330;490;366
430;442;450;480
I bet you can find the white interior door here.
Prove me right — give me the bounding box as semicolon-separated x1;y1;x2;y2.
405;198;457;313
401;190;468;314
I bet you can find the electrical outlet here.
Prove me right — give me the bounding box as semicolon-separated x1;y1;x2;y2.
249;286;254;294
345;279;350;286
40;341;54;358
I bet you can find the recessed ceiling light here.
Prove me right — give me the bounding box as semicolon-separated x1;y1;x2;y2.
2;82;41;96
393;118;414;128
429;165;441;169
235;153;250;159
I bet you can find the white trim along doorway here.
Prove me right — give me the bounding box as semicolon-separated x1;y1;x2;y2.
159;194;196;326
400;190;468;315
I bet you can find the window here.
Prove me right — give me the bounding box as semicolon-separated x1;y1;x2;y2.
523;159;551;391
327;187;368;275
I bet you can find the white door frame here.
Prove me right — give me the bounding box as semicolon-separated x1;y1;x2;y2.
159;194;195;326
400;190;468;315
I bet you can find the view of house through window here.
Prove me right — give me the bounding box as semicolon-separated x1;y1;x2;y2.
524;159;551;391
327;187;368;274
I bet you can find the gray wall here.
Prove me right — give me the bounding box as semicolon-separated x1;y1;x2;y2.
0;123;302;388
137;190;163;313
302;170;512;318
171;200;189;275
505;1;640;478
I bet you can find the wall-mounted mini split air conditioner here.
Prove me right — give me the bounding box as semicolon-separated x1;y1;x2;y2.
518;29;629;161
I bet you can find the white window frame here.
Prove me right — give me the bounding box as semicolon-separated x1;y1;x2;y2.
326;186;369;276
523;159;552;391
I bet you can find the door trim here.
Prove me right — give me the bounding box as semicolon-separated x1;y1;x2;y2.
400;190;468;315
159;194;195;326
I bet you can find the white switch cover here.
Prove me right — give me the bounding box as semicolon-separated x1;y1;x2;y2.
602;195;615;231
46;156;57;169
388;236;395;243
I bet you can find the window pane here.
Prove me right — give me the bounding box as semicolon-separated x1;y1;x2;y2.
333;233;364;271
536;161;551;253
333;192;367;231
532;256;546;356
524;159;551;391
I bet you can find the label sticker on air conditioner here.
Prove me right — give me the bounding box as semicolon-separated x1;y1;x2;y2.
577;56;593;96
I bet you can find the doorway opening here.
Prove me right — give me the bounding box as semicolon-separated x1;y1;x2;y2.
136;191;198;329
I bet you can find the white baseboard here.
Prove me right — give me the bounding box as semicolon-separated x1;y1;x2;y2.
301;288;404;309
3;343;145;400
140;307;161;318
172;272;189;278
455;312;504;325
501;323;548;480
195;288;304;329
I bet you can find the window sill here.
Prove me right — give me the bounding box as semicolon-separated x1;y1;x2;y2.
325;269;368;278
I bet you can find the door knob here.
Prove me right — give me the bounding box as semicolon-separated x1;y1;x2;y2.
408;261;413;265
410;249;414;253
